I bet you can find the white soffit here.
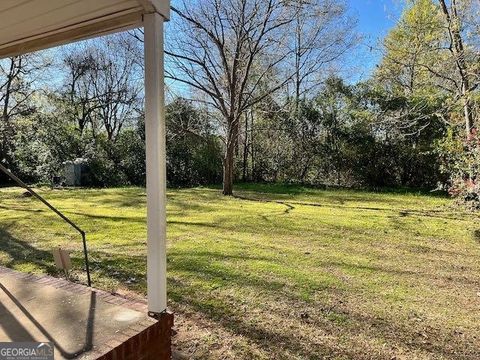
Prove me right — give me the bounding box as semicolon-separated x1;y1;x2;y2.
0;0;170;59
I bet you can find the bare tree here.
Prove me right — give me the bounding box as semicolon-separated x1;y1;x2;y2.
289;0;358;111
439;0;476;136
0;54;47;165
61;35;142;142
282;0;358;180
62;51;97;134
166;0;297;195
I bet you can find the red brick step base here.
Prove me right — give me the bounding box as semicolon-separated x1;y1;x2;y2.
97;312;174;360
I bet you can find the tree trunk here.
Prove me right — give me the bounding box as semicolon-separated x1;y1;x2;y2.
223;143;235;195
223;120;238;196
1;58;14;164
250;110;255;182
439;0;475;137
242;113;249;182
463;83;474;136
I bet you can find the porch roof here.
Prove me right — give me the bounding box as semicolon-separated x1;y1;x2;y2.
0;0;170;59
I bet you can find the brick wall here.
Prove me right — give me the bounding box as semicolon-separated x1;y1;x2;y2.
97;312;174;360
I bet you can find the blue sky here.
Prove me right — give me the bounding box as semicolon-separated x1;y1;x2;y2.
349;0;404;41
345;0;404;80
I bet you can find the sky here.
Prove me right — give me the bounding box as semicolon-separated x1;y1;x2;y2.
345;0;404;80
349;0;404;40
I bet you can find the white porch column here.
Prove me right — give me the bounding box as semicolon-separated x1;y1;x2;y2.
144;12;167;314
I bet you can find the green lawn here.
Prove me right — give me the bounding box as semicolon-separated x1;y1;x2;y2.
0;184;479;359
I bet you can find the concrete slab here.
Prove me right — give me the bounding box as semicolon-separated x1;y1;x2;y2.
0;268;155;359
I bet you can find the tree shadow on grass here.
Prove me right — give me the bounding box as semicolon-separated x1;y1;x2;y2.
0;204;44;213
0;226;95;285
0;226;57;274
235;193;469;222
168;250;289;292
233;183;448;198
170;278;369;360
66;211;146;224
87;249;296;297
169;271;478;360
85;245;334;303
323;259;480;287
472;229;480;243
87;251;147;293
164;245;479;359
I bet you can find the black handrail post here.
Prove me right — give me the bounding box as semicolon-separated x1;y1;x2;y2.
81;231;92;287
0;163;92;287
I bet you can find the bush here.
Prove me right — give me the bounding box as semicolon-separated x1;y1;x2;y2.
438;129;480;210
113;129;146;186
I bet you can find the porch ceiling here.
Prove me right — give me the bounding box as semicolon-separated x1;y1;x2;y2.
0;0;170;59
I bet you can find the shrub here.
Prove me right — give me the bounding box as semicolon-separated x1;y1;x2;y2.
438;129;480;210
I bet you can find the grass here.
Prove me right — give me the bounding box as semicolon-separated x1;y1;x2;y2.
0;184;479;359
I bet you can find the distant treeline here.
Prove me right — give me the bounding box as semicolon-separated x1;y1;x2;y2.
1;0;480;208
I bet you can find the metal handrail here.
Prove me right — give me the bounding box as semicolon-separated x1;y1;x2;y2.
0;163;92;287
